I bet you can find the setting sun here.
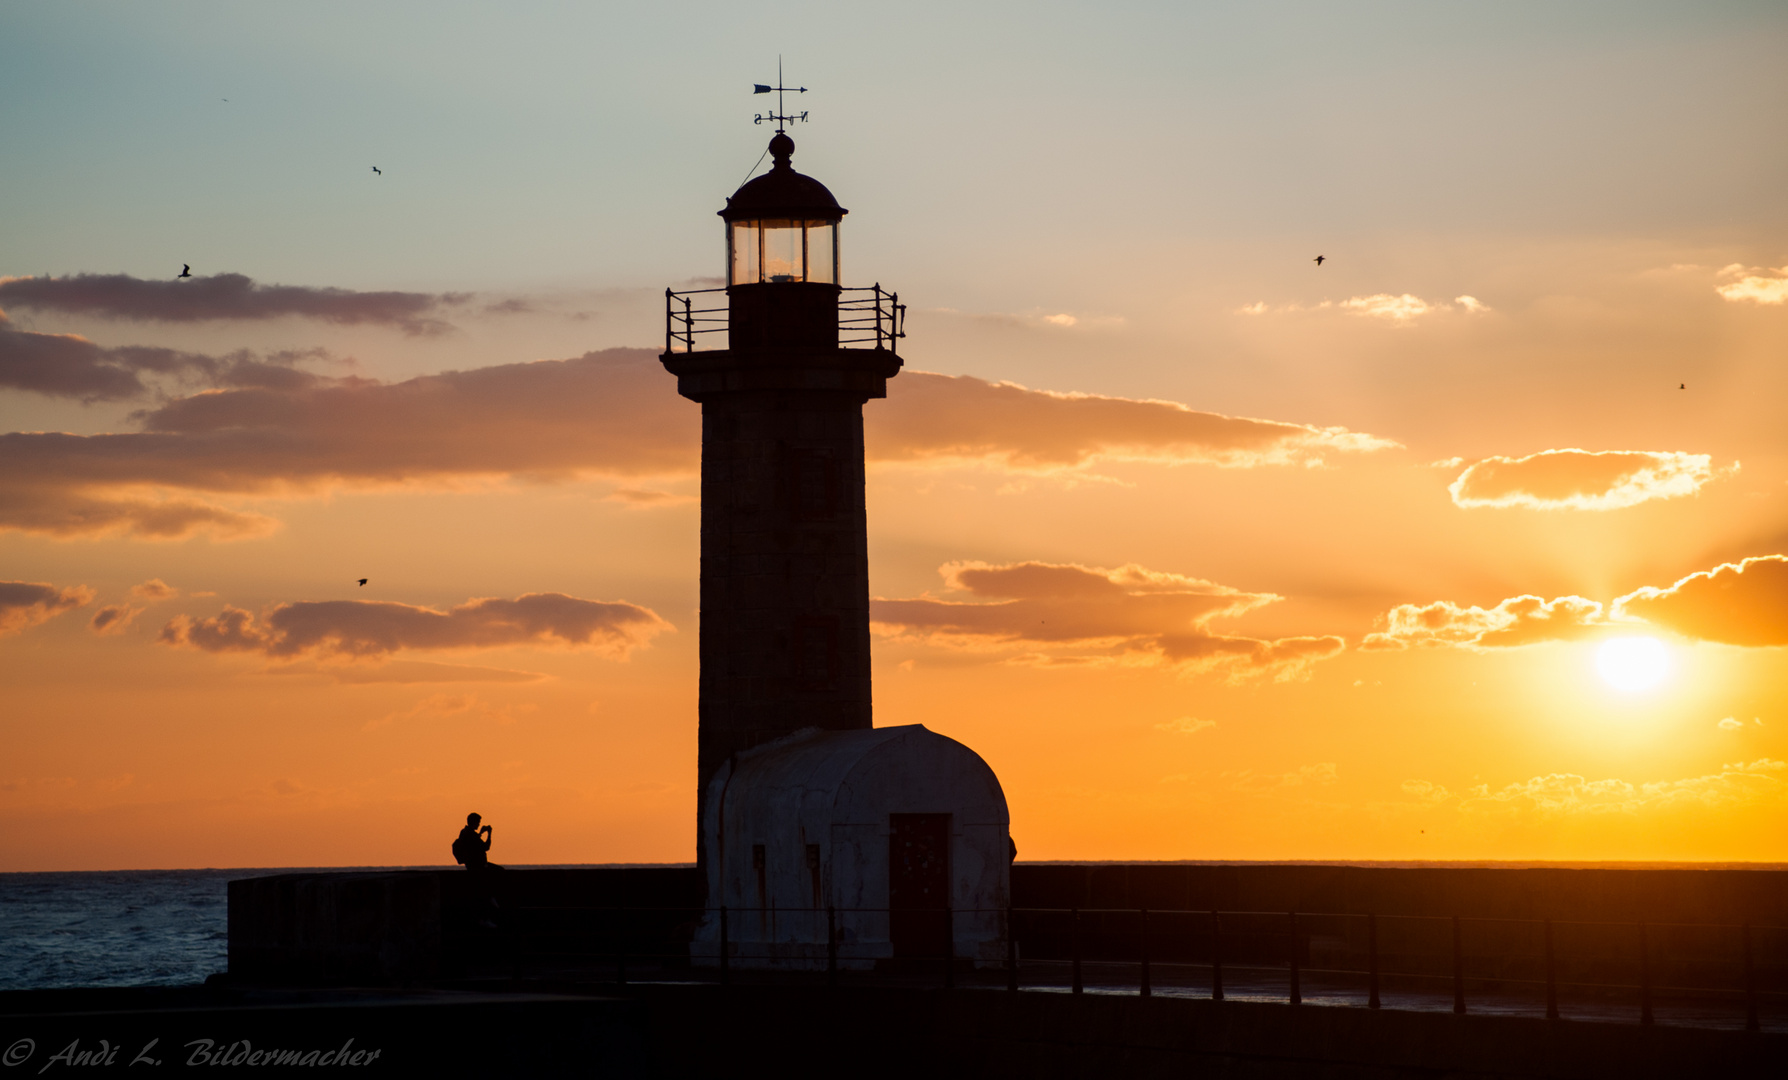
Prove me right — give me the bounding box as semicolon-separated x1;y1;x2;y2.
1595;637;1673;693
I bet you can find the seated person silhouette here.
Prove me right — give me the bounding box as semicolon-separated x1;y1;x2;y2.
452;812;503;871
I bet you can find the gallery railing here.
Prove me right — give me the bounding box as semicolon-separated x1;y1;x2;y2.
663;284;906;354
460;902;1784;1032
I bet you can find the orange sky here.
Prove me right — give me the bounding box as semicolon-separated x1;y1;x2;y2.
2;3;1786;870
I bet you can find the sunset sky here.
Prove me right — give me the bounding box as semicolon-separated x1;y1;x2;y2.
3;1;1786;871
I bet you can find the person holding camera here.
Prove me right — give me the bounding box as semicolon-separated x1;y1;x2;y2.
452;812;503;871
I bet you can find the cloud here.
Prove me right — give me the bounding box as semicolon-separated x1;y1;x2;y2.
89;577;184;633
1157;716;1216;735
1341;294;1435;322
1401;779;1452;802
1363;594;1605;650
1457;759;1785;816
1239;295;1489;323
0;348;688;539
1719;717;1744;731
869;372;1397;469
1612;555;1788;646
0;581;94;636
130;579;178;601
0;350;1396;540
88;604;140;635
1448;449;1719;510
872;560;1343;680
0;272;467;335
0;312;329;402
158;591;670;661
1714;264;1788;305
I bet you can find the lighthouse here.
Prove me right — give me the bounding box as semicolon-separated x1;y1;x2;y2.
664;118;1008;968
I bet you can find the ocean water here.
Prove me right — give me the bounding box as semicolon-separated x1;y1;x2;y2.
0;864;617;992
1;869;238;992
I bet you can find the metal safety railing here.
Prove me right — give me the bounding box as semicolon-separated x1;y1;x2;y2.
446;901;1784;1032
663;284;906;354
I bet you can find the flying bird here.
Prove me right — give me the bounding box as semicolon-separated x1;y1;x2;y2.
178;264;191;278
1679;383;1686;390
371;166;381;175
1314;255;1326;267
357;578;368;586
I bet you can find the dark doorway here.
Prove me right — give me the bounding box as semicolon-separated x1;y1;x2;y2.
889;813;951;959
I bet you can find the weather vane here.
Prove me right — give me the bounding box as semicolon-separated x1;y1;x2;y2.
752;57;807;132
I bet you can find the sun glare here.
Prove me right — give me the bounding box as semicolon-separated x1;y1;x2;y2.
1595;636;1672;693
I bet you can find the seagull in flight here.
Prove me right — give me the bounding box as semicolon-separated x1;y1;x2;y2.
1679;383;1686;390
1314;255;1326;267
371;166;381;175
178;264;191;278
358;578;368;586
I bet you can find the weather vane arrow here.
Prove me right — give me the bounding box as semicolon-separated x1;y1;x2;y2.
751;57;808;132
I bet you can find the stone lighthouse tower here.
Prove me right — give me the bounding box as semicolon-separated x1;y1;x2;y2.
665;121;1009;968
661;130;904;863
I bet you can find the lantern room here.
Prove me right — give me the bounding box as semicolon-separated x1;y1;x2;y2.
720;132;847;349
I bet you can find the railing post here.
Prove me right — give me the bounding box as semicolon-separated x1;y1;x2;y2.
1639;922;1654;1027
1544;919;1559;1020
719;905;730;986
943;905;955;989
1071;908;1084;994
1007;906;1019;992
1452;916;1466;1015
1367;913;1381;1009
682;295;693;352
1743;923;1760;1033
664;288;673;355
1139;908;1151;997
827;905;838;987
1288;911;1302;1005
1211;910;1224;1002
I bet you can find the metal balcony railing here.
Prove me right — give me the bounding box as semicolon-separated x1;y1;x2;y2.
444;899;1785;1032
664;284;906;354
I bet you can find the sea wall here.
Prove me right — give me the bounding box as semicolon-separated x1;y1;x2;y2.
227;863;1787;985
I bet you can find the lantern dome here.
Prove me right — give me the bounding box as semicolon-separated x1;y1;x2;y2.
720;133;847;222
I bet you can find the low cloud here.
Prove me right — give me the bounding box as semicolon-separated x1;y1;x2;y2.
1612;555;1788;647
0;351;1396;540
1449;449;1719;511
88;579;180;635
1453;759;1785;816
0;272;467;335
1714;264;1788;305
1157;716;1216;735
89;604;141;635
160;591;670;662
1719;717;1744;731
1363;595;1605;650
0;581;94;636
1369;553;1788;651
1240;295;1489;323
0;312;328;402
131;579;179;601
872;560;1343;680
871;372;1396;469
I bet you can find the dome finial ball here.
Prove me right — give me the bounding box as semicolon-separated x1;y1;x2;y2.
769;132;795;166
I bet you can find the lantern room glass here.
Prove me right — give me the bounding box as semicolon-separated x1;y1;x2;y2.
729;218;839;285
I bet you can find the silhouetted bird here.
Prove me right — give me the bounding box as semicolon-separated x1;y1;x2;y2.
178;264;191;278
1679;384;1686;389
372;166;381;175
1314;255;1326;267
358;578;368;586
